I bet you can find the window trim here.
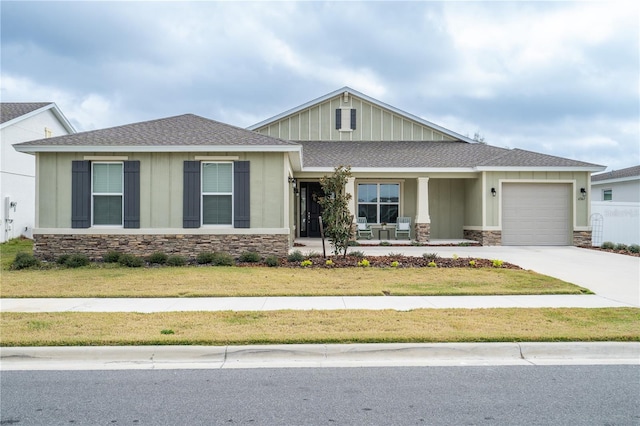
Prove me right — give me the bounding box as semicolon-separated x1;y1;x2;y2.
603;188;613;201
91;161;124;227
357;181;401;224
201;161;234;227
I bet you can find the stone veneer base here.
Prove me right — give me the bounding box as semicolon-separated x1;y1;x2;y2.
34;233;290;261
463;230;502;246
414;223;430;243
573;230;593;247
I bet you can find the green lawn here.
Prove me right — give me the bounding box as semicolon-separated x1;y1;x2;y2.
1;239;590;297
2;308;638;346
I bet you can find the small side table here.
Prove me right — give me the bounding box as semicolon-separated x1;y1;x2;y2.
378;228;390;240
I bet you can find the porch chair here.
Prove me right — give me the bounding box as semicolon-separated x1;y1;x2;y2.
395;217;411;240
356;217;373;239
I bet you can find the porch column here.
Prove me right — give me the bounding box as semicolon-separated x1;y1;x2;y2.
415;177;431;242
346;177;356;220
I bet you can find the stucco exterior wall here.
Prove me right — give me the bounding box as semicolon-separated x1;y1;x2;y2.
1;108;73;242
591;179;640;202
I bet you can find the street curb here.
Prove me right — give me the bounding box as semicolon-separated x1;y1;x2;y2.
1;342;638;370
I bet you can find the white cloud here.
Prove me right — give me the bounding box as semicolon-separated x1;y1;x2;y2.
0;73;123;131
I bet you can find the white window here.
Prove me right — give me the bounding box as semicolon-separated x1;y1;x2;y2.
92;162;123;226
357;183;399;224
202;162;233;225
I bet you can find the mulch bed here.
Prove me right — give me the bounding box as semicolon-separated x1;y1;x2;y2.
239;255;521;269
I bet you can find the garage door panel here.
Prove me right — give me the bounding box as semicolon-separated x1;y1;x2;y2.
502;183;571;245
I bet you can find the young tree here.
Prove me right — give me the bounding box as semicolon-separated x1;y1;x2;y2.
317;165;353;256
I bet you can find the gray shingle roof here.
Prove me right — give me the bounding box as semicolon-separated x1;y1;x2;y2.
300;141;602;169
1;102;53;124
592;165;640;181
15;114;299;148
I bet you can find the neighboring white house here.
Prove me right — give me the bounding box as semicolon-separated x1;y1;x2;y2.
1;103;75;242
590;165;640;246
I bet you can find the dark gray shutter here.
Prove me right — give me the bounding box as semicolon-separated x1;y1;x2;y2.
123;161;140;229
183;161;201;228
350;109;356;130
335;109;341;130
71;160;91;228
234;161;250;228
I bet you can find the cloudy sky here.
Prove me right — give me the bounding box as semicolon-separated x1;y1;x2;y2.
2;1;638;171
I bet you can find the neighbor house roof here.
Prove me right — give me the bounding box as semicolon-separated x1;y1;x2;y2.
1;102;76;133
248;86;476;143
13;114;300;153
300;141;604;172
591;165;640;183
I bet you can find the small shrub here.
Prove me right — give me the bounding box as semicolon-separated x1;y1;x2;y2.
390;261;399;268
348;240;360;246
629;244;640;254
300;259;312;267
64;254;90;268
452;254;459;259
118;253;144;268
357;259;370;267
410;241;423;246
379;241;391;246
103;251;121;263
325;259;334;266
265;256;279;267
238;251;261;263
492;259;504;268
11;252;39;270
423;252;439;261
212;252;234;266
601;241;615;250
287;250;305;262
196;252;215;265
469;259;476;267
615;243;628;251
160;329;175;335
427;261;437;268
166;255;186;267
349;250;365;258
147;252;168;265
56;254;70;265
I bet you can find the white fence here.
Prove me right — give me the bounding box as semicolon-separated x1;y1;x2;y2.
590;202;640;246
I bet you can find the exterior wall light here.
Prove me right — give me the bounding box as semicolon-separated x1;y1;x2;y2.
579;187;587;200
288;176;298;195
491;187;497;197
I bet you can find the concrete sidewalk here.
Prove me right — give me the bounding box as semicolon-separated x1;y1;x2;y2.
2;343;639;370
0;294;635;313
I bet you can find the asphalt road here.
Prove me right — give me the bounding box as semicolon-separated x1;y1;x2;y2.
2;365;639;425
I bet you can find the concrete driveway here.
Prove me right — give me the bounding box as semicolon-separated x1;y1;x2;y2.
295;242;640;307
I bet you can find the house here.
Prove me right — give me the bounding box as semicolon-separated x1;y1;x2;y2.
590;165;640;246
591;165;640;202
1;103;75;243
13;88;605;260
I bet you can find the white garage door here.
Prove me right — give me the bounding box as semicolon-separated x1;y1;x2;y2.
502;183;572;245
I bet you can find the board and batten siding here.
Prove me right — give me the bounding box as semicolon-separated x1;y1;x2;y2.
483;171;591;228
36;152;287;229
254;94;456;142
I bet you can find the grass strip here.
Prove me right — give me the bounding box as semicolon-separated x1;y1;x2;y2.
0;268;589;298
2;308;637;346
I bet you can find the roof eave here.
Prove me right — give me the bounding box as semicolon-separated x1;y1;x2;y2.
0;103;76;134
475;165;606;172
591;175;640;185
13;145;303;154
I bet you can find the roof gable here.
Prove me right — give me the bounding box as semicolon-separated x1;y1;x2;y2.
1;102;75;134
14;113;300;153
248;87;474;143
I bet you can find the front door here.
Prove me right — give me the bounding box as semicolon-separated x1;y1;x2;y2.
300;182;324;237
